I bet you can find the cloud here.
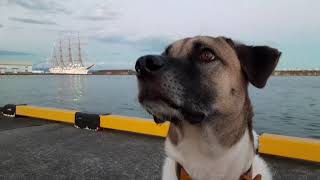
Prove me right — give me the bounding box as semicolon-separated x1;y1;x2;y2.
0;24;3;28
78;15;116;21
6;26;24;30
95;35;129;44
95;35;172;52
9;17;57;25
8;0;71;14
0;50;33;56
78;4;119;21
136;37;173;52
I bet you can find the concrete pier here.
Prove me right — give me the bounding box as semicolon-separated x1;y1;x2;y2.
0;114;319;180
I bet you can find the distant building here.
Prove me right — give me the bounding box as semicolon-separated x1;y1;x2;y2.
0;63;32;74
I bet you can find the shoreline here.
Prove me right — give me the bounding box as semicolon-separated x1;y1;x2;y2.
1;70;320;76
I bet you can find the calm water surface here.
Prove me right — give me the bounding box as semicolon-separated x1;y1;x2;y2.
0;75;319;139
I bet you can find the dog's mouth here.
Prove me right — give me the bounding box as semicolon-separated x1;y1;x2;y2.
141;96;206;124
137;74;208;124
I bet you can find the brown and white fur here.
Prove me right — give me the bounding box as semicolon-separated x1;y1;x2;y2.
135;36;281;180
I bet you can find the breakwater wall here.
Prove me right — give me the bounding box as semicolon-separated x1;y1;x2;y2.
1;104;320;163
273;70;320;76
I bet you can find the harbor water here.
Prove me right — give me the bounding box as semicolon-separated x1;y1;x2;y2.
0;75;319;139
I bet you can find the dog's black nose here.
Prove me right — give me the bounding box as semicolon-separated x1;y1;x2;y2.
135;55;164;76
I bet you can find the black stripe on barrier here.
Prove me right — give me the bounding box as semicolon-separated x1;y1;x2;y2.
2;104;16;117
75;112;100;130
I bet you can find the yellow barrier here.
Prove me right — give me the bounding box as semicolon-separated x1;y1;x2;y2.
259;133;320;163
16;105;76;124
12;105;320;162
100;115;170;137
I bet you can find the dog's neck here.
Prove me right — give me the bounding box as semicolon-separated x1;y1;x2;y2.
165;95;255;180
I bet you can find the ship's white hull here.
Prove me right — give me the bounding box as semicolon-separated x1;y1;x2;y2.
49;67;88;74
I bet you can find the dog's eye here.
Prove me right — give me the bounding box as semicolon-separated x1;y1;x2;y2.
199;49;215;62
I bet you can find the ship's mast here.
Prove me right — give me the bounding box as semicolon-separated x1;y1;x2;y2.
52;46;59;67
68;38;73;66
77;33;84;66
59;40;65;67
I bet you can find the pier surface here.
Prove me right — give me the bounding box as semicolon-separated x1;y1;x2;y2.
0;114;319;180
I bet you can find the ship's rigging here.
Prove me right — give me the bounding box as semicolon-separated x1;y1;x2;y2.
49;34;93;74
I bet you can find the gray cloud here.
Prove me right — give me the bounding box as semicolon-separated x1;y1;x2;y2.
8;0;71;14
9;17;57;25
78;15;116;21
95;35;172;52
78;9;118;21
0;24;3;28
0;50;33;56
7;26;24;30
137;37;173;52
95;36;129;44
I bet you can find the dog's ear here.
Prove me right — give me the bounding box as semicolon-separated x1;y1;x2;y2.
224;38;281;88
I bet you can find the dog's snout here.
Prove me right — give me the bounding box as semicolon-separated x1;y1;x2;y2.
135;55;164;76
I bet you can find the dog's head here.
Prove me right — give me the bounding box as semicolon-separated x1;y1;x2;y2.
136;36;280;126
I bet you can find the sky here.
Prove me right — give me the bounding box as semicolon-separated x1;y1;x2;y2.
0;0;319;70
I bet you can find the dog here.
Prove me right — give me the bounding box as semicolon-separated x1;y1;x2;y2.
135;36;281;180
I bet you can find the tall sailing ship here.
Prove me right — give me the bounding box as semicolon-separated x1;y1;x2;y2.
49;34;94;74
